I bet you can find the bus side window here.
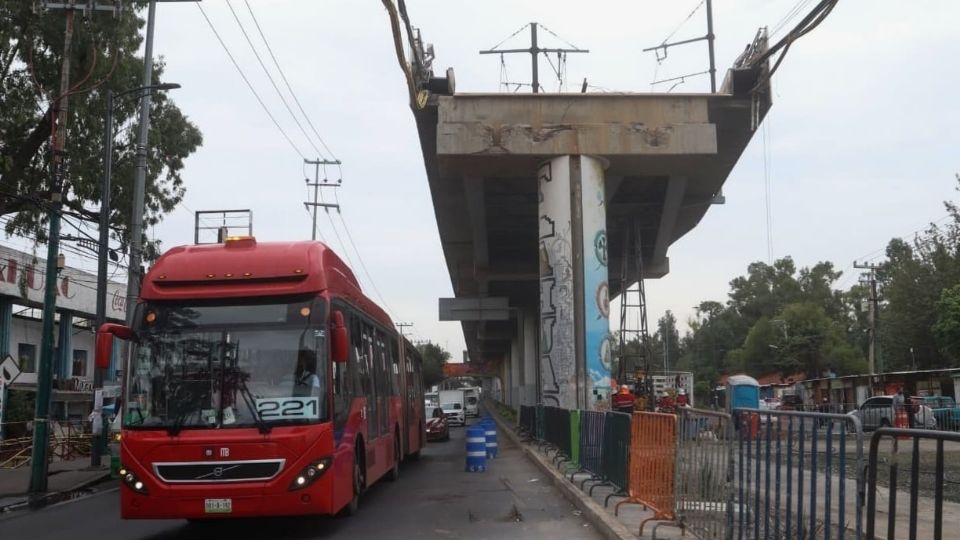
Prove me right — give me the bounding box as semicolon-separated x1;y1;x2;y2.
390;340;400;396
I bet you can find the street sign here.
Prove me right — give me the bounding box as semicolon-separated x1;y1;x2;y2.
438;297;509;321
0;355;22;385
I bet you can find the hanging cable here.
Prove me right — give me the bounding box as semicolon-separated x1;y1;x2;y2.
243;0;338;161
225;1;324;160
196;3;305;159
330;173;398;321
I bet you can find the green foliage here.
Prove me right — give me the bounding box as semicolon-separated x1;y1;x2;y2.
0;4;202;258
675;174;960;388
3;388;36;438
416;341;450;389
934;284;960;361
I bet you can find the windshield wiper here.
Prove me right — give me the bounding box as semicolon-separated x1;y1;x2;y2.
236;375;271;435
167;408;192;436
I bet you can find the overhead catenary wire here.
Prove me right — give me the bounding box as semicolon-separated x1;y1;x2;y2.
196;3;306;160
224;1;325;161
243;0;338;162
331;185;398;321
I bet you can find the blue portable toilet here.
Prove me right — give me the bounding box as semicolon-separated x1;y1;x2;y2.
727;374;761;412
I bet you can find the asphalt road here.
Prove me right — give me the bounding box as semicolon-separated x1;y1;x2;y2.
1;418;600;539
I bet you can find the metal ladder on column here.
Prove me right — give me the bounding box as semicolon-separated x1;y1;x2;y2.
617;219;653;409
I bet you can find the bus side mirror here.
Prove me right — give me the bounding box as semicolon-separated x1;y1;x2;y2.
96;323;135;369
331;311;349;363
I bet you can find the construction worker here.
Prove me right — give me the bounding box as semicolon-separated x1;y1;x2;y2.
612;384;635;414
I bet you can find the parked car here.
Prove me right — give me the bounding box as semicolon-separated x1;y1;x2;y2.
911;396;960;431
426;407;450;441
848;396;937;430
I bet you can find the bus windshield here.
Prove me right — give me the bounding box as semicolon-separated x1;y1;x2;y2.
123;297;328;432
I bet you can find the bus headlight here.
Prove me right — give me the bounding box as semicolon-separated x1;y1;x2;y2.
288;457;333;491
119;465;148;494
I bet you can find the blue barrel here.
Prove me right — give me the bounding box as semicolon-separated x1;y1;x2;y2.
480;418;498;459
465;426;487;472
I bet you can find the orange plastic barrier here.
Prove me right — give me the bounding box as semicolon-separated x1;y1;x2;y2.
895;408;909;440
615;411;678;536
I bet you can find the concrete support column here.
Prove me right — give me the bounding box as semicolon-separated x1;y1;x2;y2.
0;297;11;357
523;309;538;405
510;340;521;407
57;311;73;381
538;155;613;410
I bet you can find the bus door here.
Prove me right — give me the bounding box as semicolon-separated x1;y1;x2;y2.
350;316;372;451
373;330;390;438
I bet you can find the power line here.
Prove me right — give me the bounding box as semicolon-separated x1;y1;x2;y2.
331;185;398;321
243;0;338;162
195;3;305;159
224;1;323;160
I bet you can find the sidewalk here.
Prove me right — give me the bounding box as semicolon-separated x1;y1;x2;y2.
0;457;111;512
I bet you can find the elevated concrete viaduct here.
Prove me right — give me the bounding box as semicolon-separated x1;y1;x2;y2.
413;38;771;410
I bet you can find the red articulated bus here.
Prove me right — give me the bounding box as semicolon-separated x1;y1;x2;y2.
95;238;425;519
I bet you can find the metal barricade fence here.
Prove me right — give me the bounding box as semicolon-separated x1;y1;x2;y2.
535;404;545;443
733;408;865;540
569;410;581;470
615;411;678;536
866;428;960;540
575;410;606;486
664;407;735;540
543;406;566;456
518;405;535;438
589;411;631;506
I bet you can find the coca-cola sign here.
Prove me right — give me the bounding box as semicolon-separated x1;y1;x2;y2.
0;245;126;320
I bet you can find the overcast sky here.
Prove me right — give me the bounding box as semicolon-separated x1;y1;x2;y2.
61;0;958;358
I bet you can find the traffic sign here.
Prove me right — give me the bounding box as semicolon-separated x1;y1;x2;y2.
0;355;22;385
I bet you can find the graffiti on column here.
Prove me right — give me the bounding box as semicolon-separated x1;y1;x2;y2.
580;157;614;410
538;158;576;409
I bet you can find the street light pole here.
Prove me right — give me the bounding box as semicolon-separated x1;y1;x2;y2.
90;88;114;468
90;82;178;469
126;0;157;325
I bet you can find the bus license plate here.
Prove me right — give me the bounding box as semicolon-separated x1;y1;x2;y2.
204;498;232;514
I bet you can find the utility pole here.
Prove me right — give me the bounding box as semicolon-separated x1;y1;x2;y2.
662;319;669;373
303;158;341;240
395;322;413;338
643;0;717;92
29;5;75;504
855;261;881;392
125;0;156;325
479;22;588;93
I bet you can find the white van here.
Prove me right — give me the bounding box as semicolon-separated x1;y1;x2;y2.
463;387;480;417
439;389;466;425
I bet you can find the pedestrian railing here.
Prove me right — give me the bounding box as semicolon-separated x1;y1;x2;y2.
865;428;960;540
733;408;865;540
615;411;678;536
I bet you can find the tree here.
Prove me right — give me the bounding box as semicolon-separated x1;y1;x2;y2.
934;284;960;361
0;4;202;258
416;341;450;389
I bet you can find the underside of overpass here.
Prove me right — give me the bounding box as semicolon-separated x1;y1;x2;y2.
412;36;772;408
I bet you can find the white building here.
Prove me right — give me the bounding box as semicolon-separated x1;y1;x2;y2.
0;245;126;422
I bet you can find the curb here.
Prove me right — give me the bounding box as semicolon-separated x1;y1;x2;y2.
0;470;111;514
487;404;636;540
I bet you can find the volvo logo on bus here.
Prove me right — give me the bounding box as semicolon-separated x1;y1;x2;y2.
213;467;224;478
